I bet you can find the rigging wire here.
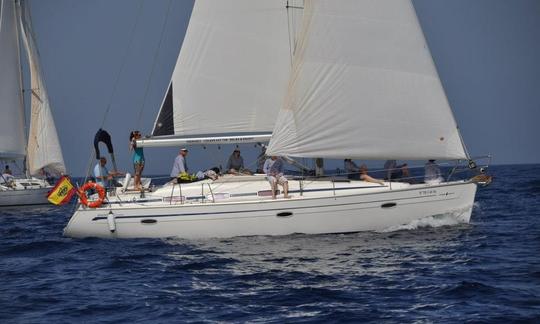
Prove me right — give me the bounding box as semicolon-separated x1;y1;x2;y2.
286;1;294;68
14;1;28;174
286;0;304;65
292;1;297;53
135;0;174;131
82;0;145;180
98;0;145;129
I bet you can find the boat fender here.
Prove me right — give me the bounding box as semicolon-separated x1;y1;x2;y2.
107;211;116;233
121;173;132;192
79;182;106;208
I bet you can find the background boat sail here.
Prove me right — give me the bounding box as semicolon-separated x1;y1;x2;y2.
65;0;486;239
0;0;66;207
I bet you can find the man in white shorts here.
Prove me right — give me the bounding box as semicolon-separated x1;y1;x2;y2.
263;156;290;199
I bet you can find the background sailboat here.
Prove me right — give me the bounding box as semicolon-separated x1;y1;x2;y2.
0;0;66;207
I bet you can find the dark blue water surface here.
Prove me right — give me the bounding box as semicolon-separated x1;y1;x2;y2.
1;164;539;323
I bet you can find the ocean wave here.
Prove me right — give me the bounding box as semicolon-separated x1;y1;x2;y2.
439;280;499;297
380;213;467;232
0;239;69;256
1;165;539;322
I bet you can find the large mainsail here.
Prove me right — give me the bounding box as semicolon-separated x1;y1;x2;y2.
0;0;26;160
151;0;292;139
18;1;65;175
267;0;468;160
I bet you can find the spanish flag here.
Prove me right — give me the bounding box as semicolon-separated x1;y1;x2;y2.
47;176;76;205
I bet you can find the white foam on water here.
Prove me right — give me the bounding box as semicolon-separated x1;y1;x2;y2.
380;213;466;233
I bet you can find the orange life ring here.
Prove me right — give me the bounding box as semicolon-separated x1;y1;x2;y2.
78;182;106;208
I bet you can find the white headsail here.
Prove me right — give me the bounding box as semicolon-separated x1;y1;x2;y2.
267;0;468;160
18;1;66;175
0;0;26;160
148;0;292;143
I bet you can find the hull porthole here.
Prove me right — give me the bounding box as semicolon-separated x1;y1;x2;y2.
141;219;157;224
381;202;397;209
276;212;293;217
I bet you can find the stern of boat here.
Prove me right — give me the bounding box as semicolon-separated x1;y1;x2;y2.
64;206;115;239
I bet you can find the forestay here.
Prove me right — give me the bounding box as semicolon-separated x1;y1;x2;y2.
19;1;65;175
267;0;468;160
152;0;292;137
0;0;26;160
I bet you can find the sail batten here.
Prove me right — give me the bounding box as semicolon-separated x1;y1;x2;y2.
267;0;468;160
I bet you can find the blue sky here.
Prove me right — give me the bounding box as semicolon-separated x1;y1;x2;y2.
27;0;540;176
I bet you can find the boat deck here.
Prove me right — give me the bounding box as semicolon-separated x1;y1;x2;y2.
93;176;422;210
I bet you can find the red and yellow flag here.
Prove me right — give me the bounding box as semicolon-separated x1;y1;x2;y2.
47;176;76;205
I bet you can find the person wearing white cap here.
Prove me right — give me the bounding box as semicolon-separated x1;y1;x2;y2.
170;148;189;180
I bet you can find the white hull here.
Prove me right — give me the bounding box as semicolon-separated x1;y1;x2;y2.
64;177;477;239
0;178;51;207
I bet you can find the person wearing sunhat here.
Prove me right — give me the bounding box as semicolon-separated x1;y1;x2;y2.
170;148;189;180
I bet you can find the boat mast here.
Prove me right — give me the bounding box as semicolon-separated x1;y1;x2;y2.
15;0;29;176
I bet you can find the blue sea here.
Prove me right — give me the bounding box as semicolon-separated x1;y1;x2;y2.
1;164;539;323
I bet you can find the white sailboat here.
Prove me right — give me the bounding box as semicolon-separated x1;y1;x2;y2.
0;0;66;207
64;0;486;239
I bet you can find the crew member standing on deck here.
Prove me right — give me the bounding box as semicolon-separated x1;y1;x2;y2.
129;131;145;191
